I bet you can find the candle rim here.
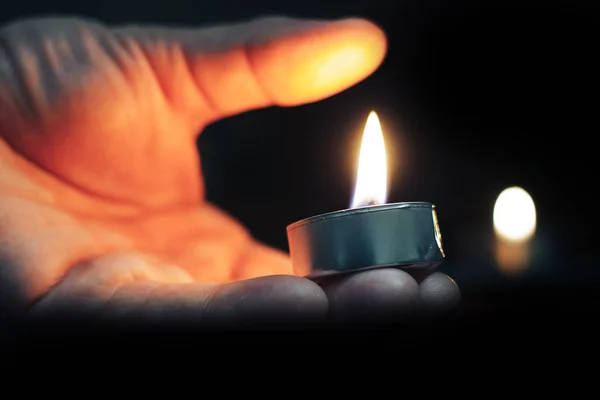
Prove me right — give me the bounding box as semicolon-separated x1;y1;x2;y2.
287;201;434;231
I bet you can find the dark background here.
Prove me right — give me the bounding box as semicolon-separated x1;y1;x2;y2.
1;0;598;328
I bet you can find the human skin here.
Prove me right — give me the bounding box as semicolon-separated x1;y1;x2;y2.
0;16;460;325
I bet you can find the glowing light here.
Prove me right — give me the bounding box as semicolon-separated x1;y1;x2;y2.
432;208;445;257
351;111;387;208
493;186;537;242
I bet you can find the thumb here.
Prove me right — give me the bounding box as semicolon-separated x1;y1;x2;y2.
116;16;387;126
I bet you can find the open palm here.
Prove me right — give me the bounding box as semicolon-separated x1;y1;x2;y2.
0;16;459;325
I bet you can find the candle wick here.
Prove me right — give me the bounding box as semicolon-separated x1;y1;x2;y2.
354;199;377;208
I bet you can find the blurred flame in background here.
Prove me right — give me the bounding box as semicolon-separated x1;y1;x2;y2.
493;186;537;275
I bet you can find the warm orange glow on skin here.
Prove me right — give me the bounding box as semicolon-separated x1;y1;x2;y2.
0;17;387;307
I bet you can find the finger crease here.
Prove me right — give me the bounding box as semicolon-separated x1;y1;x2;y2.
0;31;42;121
105;282;129;307
133;39;172;113
180;48;221;117
201;283;224;317
241;44;275;105
141;282;161;309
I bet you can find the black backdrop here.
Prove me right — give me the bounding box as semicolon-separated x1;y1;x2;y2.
1;0;599;327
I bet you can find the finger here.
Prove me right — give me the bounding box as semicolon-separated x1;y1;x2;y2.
28;252;195;318
74;276;327;328
318;268;421;322
31;254;328;327
116;16;387;125
418;272;461;315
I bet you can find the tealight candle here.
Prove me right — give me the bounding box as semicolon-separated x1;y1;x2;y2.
287;111;445;278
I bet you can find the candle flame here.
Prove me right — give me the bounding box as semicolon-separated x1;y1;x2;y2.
493;186;536;275
493;186;537;242
351;111;387;208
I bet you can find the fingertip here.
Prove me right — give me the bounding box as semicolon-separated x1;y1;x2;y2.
332;17;388;56
251;16;388;105
320;268;420;321
419;272;461;314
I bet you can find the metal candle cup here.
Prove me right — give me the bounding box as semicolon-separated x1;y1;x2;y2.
286;111;445;278
286;201;445;278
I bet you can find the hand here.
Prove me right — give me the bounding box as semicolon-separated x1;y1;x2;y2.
0;15;459;326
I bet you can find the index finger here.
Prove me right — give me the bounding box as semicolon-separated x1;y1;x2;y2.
114;16;388;124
